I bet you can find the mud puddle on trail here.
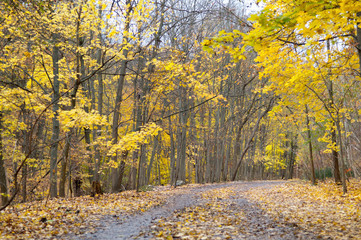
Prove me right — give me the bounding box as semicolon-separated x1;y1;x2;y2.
75;181;317;240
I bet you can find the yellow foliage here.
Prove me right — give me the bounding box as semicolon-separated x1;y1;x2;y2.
109;123;162;155
58;108;108;131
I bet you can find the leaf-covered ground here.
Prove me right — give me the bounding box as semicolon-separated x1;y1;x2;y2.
0;190;167;239
1;180;361;239
145;182;316;240
244;179;361;239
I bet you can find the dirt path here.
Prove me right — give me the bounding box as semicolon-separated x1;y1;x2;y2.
75;181;318;239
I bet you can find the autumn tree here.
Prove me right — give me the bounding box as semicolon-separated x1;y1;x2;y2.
207;0;361;192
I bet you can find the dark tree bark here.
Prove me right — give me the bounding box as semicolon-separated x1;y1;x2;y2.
305;106;316;185
111;0;132;193
93;3;105;184
49;33;60;198
0;111;8;207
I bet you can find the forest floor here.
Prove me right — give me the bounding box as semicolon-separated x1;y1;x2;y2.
1;179;361;239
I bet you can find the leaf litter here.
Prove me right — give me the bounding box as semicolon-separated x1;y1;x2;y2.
2;180;360;239
244;179;361;240
0;190;166;239
145;181;316;240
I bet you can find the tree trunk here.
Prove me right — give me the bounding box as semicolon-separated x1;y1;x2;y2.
325;40;342;184
134;0;166;189
169;116;176;185
214;107;221;182
83;78;93;182
335;115;347;194
224;99;235;181
196;106;206;183
176;87;188;183
21;162;27;202
305;106;316;185
49;34;60;198
112;152;127;193
136;144;147;190
93;4;104;184
129;59;142;190
146;135;159;184
59;133;69;197
60;7;84;197
111;0;131;193
205;105;212;182
232;98;274;181
286;137;297;180
136;86;148;190
218;106;227;181
188;98;196;183
0;111;8;206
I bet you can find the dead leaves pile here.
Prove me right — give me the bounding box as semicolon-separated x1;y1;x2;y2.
0;191;166;239
245;179;361;239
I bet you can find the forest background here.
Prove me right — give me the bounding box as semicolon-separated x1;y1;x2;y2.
1;0;361;208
